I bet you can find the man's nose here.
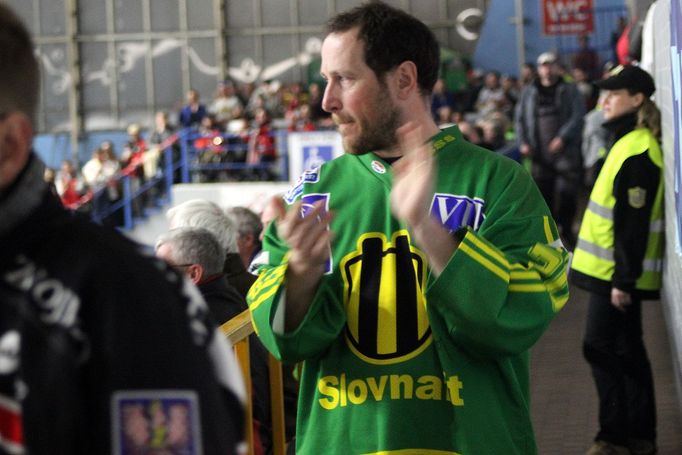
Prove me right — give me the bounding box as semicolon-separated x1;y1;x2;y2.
322;83;340;113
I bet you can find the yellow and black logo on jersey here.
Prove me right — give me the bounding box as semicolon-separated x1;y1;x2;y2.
340;230;431;365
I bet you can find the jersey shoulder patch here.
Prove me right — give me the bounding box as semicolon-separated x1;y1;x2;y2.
284;168;321;204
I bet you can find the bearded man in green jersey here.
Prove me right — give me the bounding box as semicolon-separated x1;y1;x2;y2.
247;2;570;454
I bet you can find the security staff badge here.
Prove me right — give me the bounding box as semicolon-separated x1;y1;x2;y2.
628;186;647;209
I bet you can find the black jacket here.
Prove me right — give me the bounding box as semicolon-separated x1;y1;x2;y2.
0;155;244;454
199;274;248;324
224;253;257;298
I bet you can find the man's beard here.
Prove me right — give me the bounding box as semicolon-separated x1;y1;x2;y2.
336;92;401;155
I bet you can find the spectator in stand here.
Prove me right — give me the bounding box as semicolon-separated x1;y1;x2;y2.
121;123;148;215
479;114;520;162
435;105;454;128
475;71;510;119
195;114;222;150
265;80;285;118
298;104;317;131
148;110;180;185
82;145;121;226
287;103;317;132
121;123;147;175
100;140;117;162
520;62;536;87
457;119;483;145
246;107;277;181
209;80;244;130
283;82;308;113
178;88;207;128
42;166;58;198
246;80;282;119
459;68;485;113
501;74;520;114
237;81;255;108
226;105;249;135
167;199;257;298
194;115;225;183
573;34;601;81
515;51;585;249
225;206;263;270
581;92;609;190
156;227;246;324
308;82;331;124
573;66;599;111
149;110;175;147
55;159;85;208
430;78;456;121
0;5;245;452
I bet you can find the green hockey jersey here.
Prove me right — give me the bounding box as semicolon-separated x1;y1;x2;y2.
247;125;569;454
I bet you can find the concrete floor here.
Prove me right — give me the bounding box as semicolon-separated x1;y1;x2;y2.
530;285;682;454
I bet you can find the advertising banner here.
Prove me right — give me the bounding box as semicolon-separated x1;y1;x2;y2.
287;131;344;183
542;0;594;35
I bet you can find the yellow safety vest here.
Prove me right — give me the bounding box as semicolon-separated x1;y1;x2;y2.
571;127;664;291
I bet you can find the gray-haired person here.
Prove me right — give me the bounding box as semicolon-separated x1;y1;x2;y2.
167;199;256;297
156;227;246;323
225;206;263;270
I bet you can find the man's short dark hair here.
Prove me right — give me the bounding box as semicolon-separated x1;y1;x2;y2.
0;4;39;126
326;0;440;96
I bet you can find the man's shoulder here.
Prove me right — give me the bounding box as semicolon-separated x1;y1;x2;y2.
442;138;529;183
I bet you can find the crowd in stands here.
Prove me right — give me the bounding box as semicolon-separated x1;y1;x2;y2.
42;14;640;251
42;77;340;225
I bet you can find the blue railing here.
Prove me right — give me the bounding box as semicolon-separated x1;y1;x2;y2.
81;127;289;230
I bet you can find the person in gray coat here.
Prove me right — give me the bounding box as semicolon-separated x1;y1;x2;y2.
515;51;585;249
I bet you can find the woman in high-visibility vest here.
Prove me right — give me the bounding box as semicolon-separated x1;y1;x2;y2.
571;65;662;455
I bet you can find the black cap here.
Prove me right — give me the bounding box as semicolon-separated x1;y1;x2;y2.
595;65;655;97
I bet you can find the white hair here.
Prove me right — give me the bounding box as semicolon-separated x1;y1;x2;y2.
166;199;238;253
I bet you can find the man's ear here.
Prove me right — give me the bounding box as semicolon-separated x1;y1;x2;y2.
187;263;204;285
395;61;418;100
244;232;257;248
0;112;33;189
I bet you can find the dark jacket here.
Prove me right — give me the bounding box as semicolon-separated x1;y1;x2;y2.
514;78;585;174
0;155;243;454
199;274;248;324
224;253;257;298
198;272;274;452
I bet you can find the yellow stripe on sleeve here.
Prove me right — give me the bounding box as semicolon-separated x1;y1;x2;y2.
459;242;509;282
543;216;554;243
465;235;511;269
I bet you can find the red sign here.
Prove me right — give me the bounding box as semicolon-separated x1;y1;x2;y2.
542;0;594;35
